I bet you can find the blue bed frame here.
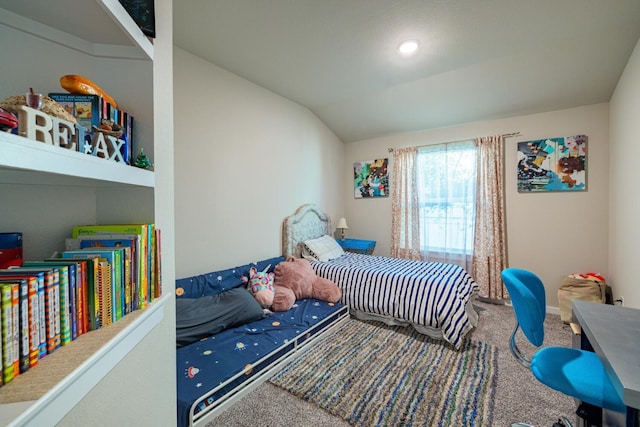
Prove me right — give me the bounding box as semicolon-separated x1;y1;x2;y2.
175;257;349;427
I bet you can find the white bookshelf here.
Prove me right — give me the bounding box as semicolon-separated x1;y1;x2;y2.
0;1;175;425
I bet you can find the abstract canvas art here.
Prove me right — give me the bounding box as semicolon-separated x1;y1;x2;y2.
354;158;389;198
517;135;587;192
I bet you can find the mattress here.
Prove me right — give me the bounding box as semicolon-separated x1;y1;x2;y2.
176;298;348;427
310;252;479;348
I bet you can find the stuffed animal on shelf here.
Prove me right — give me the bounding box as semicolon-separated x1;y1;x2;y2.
271;256;342;312
242;266;275;309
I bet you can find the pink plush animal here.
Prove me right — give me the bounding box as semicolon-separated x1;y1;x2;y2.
271;256;342;312
242;266;275;308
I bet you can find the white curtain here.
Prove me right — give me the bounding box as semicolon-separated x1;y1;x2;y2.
416;141;476;271
390;147;421;260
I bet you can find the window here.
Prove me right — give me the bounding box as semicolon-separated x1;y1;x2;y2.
416;141;476;267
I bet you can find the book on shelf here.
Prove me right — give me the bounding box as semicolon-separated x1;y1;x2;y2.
72;224;156;309
49;255;99;332
0;278;30;375
47;93;101;133
0;271;46;360
48;93;134;164
68;235;138;315
154;228;162;299
62;248;124;322
0;274;39;369
24;261;78;342
2;268;61;355
9;282;19;377
1;282;16;385
0;232;23;269
36;258;87;337
97;261;112;327
0;276;39;370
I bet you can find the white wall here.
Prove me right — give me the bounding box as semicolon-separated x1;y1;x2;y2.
344;103;610;308
609;38;640;309
173;48;344;279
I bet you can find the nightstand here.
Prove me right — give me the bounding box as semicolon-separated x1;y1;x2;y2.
337;238;376;255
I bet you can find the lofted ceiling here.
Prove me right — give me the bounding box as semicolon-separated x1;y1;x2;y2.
175;1;640;143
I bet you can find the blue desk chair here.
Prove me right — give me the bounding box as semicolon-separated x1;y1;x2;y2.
501;268;626;427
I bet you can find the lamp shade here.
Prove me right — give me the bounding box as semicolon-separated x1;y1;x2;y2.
336;218;349;229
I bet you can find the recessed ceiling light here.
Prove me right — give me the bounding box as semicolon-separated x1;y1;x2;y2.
398;39;419;57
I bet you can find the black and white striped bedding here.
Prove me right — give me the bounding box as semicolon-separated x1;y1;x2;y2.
309;252;479;348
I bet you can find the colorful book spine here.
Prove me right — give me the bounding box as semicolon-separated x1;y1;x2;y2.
79;239;134;314
56;266;71;345
56;253;100;330
1;283;14;385
36;275;46;358
63;249;122;322
9;269;63;355
10;282;19;377
26;276;39;367
32;261;79;341
154;228;162;299
67;263;78;340
76;259;89;333
17;279;29;374
1;275;42;368
149;224;155;303
44;272;59;353
97;261;112;326
0;272;46;359
72;224;149;310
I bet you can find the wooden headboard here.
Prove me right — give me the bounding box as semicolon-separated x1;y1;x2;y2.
282;204;332;258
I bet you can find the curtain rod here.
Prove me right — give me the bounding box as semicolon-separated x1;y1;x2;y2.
387;131;521;153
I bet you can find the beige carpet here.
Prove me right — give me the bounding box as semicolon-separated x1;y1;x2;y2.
207;300;578;427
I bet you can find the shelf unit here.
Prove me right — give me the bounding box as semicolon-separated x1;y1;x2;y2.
0;1;175;425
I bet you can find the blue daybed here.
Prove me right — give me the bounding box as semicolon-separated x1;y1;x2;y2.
175;256;349;427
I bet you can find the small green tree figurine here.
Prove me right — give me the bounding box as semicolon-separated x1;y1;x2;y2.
134;148;153;170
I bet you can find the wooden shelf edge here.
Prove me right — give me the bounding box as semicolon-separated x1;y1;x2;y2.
6;294;170;427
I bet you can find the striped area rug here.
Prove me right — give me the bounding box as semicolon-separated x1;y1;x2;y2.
269;319;498;427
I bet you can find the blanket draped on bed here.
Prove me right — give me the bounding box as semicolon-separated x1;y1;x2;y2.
310;252;479;348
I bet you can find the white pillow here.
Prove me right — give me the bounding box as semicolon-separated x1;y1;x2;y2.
302;235;344;262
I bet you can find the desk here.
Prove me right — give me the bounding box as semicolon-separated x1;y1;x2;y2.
572;300;640;427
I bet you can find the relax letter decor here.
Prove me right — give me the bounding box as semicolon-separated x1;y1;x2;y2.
16;105;126;163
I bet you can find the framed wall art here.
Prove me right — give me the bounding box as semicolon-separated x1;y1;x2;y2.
354;158;389;198
119;0;156;38
517;135;587;192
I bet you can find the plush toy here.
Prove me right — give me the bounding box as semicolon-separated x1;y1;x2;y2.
271;256;342;312
242;266;275;308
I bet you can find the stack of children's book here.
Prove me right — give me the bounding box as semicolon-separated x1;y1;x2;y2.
0;224;161;387
47;93;135;164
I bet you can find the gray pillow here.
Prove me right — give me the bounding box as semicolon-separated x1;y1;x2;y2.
176;287;264;347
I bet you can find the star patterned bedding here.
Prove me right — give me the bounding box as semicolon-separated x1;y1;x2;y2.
175;256;348;427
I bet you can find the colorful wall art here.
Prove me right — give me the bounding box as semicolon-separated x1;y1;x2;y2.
517;135;587;192
354;158;389;198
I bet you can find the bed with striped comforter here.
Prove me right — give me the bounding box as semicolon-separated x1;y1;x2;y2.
309;252;479;349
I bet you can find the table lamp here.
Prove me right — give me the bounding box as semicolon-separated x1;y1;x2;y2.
336;217;349;241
